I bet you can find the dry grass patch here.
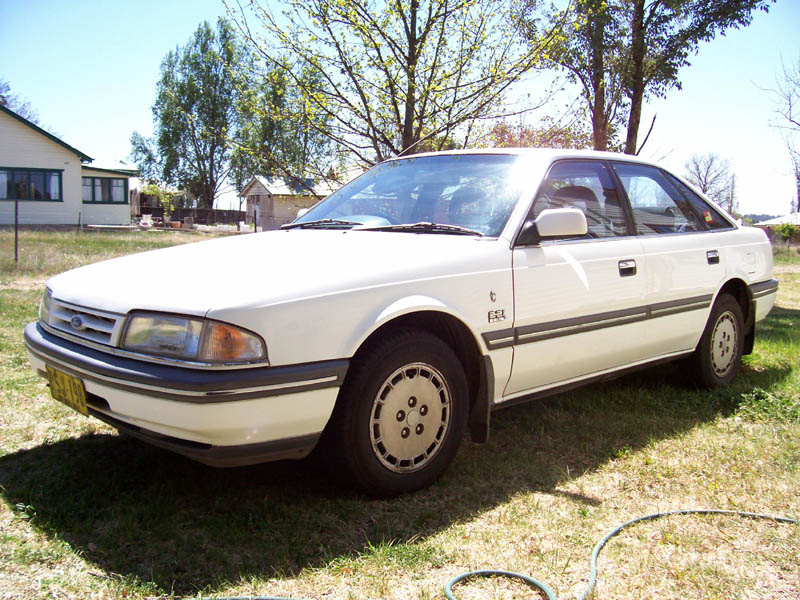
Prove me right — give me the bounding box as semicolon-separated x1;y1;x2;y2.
0;234;798;599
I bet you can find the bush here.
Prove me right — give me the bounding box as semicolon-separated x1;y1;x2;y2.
774;222;798;247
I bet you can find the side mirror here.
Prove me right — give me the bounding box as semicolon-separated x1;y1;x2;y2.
517;208;588;246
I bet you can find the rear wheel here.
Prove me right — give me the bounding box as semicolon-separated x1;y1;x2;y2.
326;330;468;496
690;293;744;388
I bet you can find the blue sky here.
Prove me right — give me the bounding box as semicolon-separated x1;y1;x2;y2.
1;0;798;215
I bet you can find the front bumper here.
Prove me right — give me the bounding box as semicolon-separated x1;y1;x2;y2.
25;322;348;466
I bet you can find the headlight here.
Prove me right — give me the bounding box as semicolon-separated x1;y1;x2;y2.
39;288;53;324
121;313;267;365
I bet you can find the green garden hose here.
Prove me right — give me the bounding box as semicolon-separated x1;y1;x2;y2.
204;508;797;600
445;509;797;600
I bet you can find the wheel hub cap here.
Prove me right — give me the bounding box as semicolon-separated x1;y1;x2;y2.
710;310;738;377
369;363;451;473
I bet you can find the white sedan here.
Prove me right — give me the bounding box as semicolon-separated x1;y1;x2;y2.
25;149;778;496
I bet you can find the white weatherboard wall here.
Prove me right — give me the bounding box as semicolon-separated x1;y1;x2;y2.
0;110;84;225
80;167;131;225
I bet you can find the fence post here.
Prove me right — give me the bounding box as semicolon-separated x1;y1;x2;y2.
14;198;19;264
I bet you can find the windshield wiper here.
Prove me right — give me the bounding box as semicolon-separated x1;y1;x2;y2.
361;222;483;236
281;219;361;230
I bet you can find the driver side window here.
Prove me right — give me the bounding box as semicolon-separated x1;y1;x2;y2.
532;160;630;239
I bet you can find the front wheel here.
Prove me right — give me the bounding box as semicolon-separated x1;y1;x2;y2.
326;330;468;496
689;293;744;388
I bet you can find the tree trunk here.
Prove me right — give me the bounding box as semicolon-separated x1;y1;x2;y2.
401;0;419;154
588;1;607;151
624;0;646;155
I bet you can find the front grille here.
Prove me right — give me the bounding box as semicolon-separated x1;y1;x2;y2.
47;298;125;346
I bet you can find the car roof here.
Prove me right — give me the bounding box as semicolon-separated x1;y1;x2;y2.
386;147;655;165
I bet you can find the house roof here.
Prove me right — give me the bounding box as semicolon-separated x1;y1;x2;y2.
755;213;800;226
240;175;322;198
0;103;93;162
82;164;139;177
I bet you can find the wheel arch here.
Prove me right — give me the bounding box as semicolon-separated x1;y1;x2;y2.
346;309;493;444
716;277;754;355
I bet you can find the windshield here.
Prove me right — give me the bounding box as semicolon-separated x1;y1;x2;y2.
294;154;528;236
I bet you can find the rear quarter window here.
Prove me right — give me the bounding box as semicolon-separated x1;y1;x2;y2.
666;174;736;230
612;162;703;235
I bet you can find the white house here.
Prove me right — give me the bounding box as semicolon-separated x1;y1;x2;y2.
0;104;135;226
755;213;800;226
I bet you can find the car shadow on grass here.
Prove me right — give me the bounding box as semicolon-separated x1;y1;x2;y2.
0;324;796;596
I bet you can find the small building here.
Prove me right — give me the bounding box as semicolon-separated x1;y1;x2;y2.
239;176;327;230
755;213;800;226
0;104;136;226
755;212;800;244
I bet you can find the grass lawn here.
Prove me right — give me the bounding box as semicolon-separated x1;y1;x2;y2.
1;230;798;600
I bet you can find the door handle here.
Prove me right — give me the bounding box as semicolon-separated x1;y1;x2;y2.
707;250;720;265
618;259;637;277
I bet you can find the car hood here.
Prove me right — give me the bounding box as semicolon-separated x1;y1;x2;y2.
46;230;506;316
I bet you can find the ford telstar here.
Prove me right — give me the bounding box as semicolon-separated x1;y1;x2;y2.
25;149;778;496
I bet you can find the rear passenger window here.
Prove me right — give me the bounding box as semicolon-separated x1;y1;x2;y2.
532;160;630;238
666;174;735;230
612;162;703;235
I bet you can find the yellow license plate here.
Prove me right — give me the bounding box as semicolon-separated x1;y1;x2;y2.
46;365;88;416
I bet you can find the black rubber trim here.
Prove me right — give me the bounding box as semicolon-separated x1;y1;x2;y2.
647;294;713;317
469;355;494;444
481;294;713;349
25;322;348;403
90;408;319;467
749;278;779;299
516;305;648;342
482;328;515;350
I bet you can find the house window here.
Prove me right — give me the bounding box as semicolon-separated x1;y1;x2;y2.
82;177;128;204
0;168;62;201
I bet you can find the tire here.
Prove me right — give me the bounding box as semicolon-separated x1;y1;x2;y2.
689;293;744;388
325;330;468;497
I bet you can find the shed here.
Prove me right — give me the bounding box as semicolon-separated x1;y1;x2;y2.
239;176;325;230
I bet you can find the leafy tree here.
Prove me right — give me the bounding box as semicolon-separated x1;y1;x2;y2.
140;183;177;220
520;0;628;151
0;79;40;124
230;61;333;194
130;19;240;209
129;131;160;184
684;153;737;214
523;0;773;153
622;0;773;155
229;0;553;166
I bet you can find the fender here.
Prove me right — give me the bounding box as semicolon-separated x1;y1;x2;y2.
351;294;495;444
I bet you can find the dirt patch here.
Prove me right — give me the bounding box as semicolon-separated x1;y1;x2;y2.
774;264;800;274
0;278;48;292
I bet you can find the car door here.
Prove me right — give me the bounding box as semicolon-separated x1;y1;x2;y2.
503;159;648;399
610;161;728;359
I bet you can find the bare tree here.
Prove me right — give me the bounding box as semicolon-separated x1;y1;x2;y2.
684;153;737;214
226;0;556;168
774;56;800;134
0;79;40;124
772;56;800;212
791;153;800;213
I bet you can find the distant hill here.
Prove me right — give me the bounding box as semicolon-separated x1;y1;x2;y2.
743;213;779;224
